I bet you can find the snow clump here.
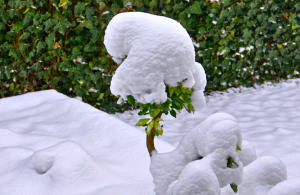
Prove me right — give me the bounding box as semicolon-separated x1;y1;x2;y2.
222;155;300;195
104;12;206;110
222;156;287;195
150;113;243;195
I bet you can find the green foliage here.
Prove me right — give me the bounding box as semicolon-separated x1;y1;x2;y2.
230;183;238;193
135;82;194;136
227;145;242;193
0;0;299;113
0;0;126;113
120;0;299;91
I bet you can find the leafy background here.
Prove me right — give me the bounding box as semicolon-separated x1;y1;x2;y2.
0;0;299;113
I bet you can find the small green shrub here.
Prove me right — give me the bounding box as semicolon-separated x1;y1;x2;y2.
132;82;194;155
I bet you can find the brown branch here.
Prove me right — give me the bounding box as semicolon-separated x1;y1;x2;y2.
146;111;162;156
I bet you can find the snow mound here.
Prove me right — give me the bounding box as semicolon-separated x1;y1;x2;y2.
0;90;174;195
150;113;243;195
238;156;287;195
268;178;300;195
167;158;220;195
28;142;102;186
0;141;104;195
238;141;257;166
104;12;206;109
222;156;288;195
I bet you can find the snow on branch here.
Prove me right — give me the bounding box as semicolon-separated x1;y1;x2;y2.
104;12;206;110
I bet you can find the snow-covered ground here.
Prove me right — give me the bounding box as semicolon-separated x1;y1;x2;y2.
0;90;172;195
0;79;299;195
116;78;300;179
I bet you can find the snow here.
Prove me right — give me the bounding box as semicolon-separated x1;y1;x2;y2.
167;157;220;195
0;90;171;195
115;78;300;194
222;156;287;195
0;79;299;194
150;113;243;195
104;12;206;110
268;178;300;195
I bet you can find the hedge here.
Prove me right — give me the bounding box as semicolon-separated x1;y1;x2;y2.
0;0;299;113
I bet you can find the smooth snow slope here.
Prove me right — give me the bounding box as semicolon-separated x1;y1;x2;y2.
115;79;300;179
0;90;171;195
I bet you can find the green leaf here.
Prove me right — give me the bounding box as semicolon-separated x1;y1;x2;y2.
74;2;86;17
227;157;233;168
127;95;135;106
20;32;30;40
83;20;93;30
161;101;170;114
186;1;203;15
168;87;175;96
146;121;154;135
170;109;176;118
58;0;69;8
150;108;161;118
23;7;29;14
45;33;55;49
9;83;14;91
136;118;151;126
186;103;195;113
12;22;23;33
155;124;163;136
36;41;46;54
230;183;238;193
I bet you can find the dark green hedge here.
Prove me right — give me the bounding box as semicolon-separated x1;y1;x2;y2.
0;0;299;113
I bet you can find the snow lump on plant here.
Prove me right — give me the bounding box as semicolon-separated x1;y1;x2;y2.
104;12;206;110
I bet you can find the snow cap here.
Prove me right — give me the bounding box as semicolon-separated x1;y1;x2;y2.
104;12;206;110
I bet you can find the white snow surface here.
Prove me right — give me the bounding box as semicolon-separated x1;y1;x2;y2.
115;78;300;194
104;12;206;109
150;113;243;195
0;90;172;195
116;79;300;178
0;79;300;195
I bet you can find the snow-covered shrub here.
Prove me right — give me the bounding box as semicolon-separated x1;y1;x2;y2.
150;113;243;195
104;11;300;195
104;13;244;194
104;12;206;156
104;12;206;106
222;155;300;195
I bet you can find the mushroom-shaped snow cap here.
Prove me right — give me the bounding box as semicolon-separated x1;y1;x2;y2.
104;12;206;110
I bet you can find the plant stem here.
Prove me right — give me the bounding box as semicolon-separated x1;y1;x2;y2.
146;111;162;156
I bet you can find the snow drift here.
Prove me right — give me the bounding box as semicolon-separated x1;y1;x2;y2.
150;113;243;195
104;12;206;110
0;90;174;195
1;90;300;195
